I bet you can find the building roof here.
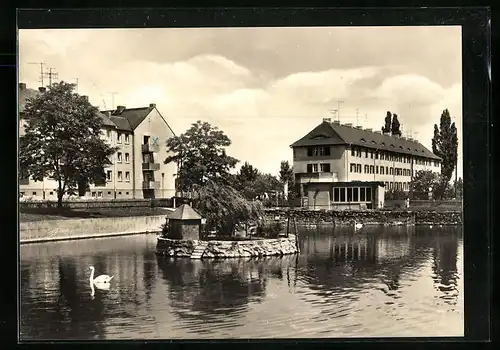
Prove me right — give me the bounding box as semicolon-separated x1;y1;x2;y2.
290;121;441;161
98;112;117;128
167;204;203;220
18;87;40;114
101;106;154;131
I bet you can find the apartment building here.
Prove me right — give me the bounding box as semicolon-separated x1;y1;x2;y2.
290;118;442;210
18;83;177;200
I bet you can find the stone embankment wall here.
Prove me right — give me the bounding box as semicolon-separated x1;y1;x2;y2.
20;215;165;244
263;209;462;226
156;236;299;259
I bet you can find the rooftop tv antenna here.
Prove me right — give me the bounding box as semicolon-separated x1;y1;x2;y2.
42;67;58;86
110;92;118;110
335;100;344;122
73;78;79;93
28;62;45;86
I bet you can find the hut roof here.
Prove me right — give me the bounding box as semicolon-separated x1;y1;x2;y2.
167;204;202;220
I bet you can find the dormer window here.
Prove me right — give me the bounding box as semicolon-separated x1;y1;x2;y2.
360;138;366;142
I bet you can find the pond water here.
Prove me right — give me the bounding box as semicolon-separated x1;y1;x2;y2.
19;225;463;340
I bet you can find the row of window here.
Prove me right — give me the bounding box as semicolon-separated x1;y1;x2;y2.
333;187;373;203
350;163;413;176
105;129;131;144
117;152;130;163
385;182;409;191
306;163;331;173
106;170;130;182
20;190;131;197
350;147;439;166
307;146;330;157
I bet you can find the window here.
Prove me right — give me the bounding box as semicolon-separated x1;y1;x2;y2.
308;146;330;156
118;191;122;195
125;134;130;144
106;170;112;182
32;191;36;196
108;191;111;195
370;151;373;159
92;192;96;197
117;132;122;143
380;153;385;160
356;149;362;157
364;165;369;173
357;164;361;173
375;152;379;159
144;135;150;145
307;164;313;173
117;152;122;163
126;192;129;195
334;188;340;202
340;188;346;202
360;188;366;201
98;191;102;197
365;150;368;158
347;188;353;202
125;171;130;182
312;164;318;172
49;191;53;195
386;166;389;174
381;167;385;175
376;166;379;174
366;187;372;201
125;153;130;163
351;148;355;156
390;168;393;175
350;163;356;173
353;188;359;201
118;171;123;182
320;163;330;172
370;165;374;174
106;129;111;138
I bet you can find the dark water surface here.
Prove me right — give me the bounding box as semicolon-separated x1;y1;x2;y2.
20;226;463;340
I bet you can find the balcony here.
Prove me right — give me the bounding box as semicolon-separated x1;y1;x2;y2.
141;143;160;153
298;172;338;184
142;181;160;189
142;162;160;171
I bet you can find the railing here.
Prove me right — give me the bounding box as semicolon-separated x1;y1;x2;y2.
142;181;160;189
141;143;160;153
142;162;160;171
298;172;338;183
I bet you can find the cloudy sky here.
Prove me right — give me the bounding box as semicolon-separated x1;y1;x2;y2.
18;26;462;177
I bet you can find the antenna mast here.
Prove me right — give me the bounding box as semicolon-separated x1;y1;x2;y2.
110;92;118;110
43;68;58;86
73;78;79;93
336;100;344;122
28;62;45;86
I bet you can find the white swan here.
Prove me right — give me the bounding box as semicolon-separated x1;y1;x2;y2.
354;222;363;230
89;266;114;285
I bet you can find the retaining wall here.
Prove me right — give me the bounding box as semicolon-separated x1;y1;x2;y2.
19;198;173;210
20;215;166;244
263;209;462;226
156;236;299;259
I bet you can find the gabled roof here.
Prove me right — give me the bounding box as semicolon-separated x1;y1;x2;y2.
167;204;202;220
290;121;441;160
101;106;154;131
98;112;117;128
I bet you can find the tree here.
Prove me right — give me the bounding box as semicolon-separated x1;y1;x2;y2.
164;121;238;192
431;109;459;193
391;114;402;136
279;160;295;201
194;179;263;236
409;170;440;199
382;111;392;133
19;82;117;208
237;161;259;183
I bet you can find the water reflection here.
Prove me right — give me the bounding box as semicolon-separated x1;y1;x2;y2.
20;227;463;340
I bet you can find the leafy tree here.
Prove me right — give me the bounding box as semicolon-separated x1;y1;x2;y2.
454;177;463;199
19;82;117;208
409;170;440;199
391;114;402;136
432;109;459;192
382;111;392;133
193;179;263;236
237;161;259;183
279;160;296;201
164;121;238;192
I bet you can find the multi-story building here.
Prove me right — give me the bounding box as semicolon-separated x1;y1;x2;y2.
290;118;442;210
18;83;177;200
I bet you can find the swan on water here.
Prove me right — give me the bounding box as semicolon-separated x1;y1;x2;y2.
354;222;363;230
89;266;114;285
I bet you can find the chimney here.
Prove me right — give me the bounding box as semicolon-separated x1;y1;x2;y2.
115;105;126;115
149;103;156;108
19;83;26;91
38;87;46;93
322;117;331;122
333;120;340;125
344;123;353;127
365;128;373;132
106;111;112;117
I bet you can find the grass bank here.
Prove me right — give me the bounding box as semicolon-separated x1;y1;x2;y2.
20;206;173;222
